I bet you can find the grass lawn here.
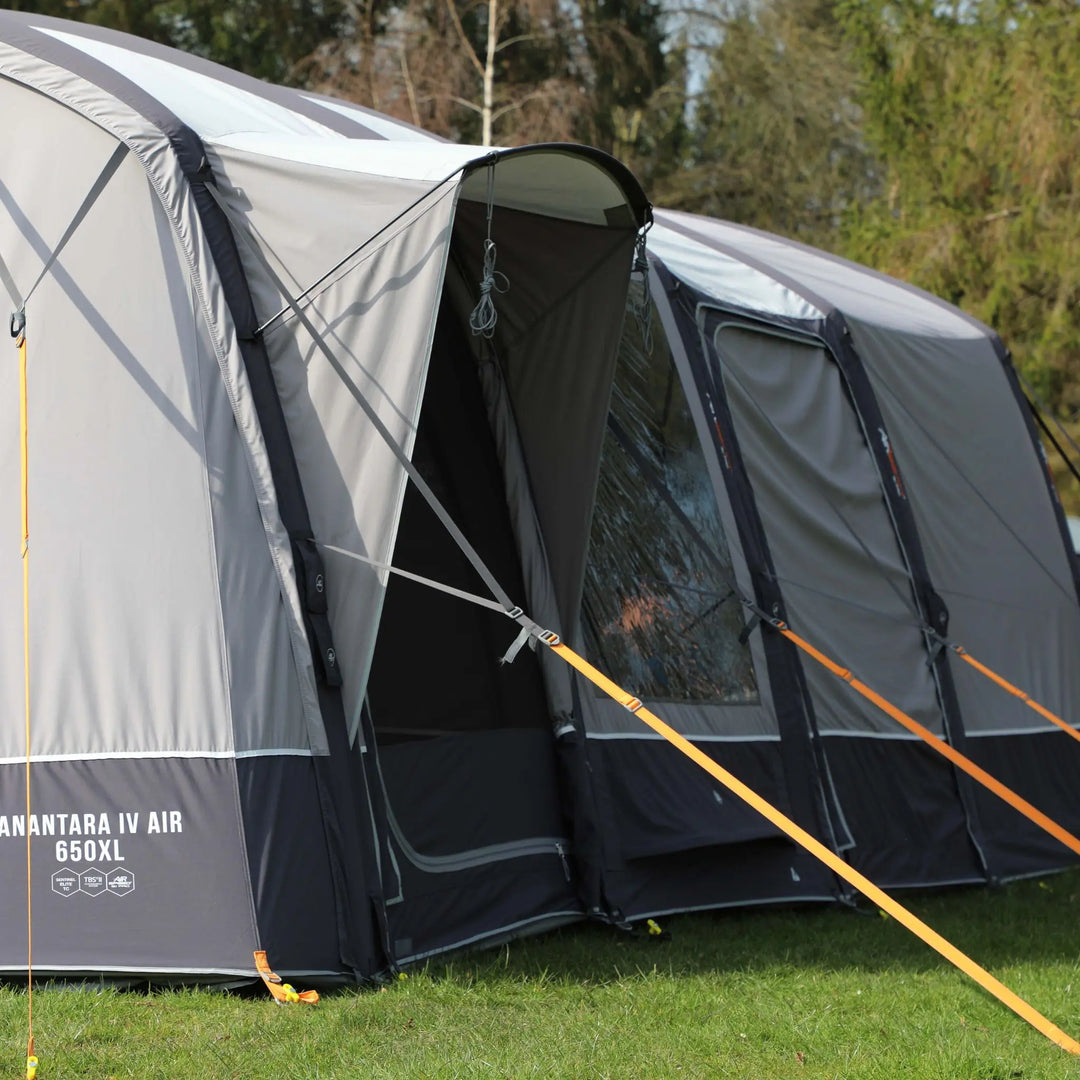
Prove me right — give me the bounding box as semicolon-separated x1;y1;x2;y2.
3;871;1080;1079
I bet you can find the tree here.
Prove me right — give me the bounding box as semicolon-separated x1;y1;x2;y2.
658;0;876;243
11;0;352;83
303;0;589;144
838;0;1080;411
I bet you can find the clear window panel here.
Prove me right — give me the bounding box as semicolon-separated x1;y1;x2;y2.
580;286;758;704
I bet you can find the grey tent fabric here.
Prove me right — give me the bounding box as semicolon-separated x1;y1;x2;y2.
620;208;1080;896
0;13;647;979
2;10;1078;983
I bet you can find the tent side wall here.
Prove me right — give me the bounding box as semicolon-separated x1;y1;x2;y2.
567;264;846;921
0;66;270;976
0;24;376;979
847;314;1080;880
641;217;995;897
652;210;1080;892
700;307;987;888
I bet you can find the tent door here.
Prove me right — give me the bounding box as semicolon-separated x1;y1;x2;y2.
362;298;579;960
702;308;987;887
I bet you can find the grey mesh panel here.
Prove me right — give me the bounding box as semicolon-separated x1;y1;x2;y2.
209;144;458;740
848;318;1080;734
581;283;758;707
712;322;945;735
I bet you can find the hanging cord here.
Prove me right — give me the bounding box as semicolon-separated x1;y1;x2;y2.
1017;370;1080;471
255;164;471;338
1027;396;1080;491
12;309;37;1080
468;161;509;339
629;223;653;355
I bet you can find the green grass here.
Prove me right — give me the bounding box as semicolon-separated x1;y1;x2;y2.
4;872;1080;1078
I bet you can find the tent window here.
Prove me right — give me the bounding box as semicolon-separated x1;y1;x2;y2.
580;284;758;704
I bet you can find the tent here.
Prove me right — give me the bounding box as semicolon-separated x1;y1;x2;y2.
1;12;1078;985
582;211;1080;921
0;10;649;981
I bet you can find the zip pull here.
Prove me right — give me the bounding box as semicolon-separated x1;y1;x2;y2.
555;842;571;882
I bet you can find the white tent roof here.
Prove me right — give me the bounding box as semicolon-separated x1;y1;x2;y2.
653;209;991;339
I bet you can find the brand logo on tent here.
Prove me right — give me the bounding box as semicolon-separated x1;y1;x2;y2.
78;868;108;897
50;866;135;898
51;869;79;898
106;869;135;897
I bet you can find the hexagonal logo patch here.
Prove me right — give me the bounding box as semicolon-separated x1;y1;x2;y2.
51;868;79;898
106;868;135;897
78;868;108;898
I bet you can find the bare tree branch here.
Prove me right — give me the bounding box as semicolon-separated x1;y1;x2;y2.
493;32;537;53
445;0;485;78
448;94;484;113
398;44;421;127
490;88;552;120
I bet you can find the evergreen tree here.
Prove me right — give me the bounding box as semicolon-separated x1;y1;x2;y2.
838;0;1080;410
660;0;875;243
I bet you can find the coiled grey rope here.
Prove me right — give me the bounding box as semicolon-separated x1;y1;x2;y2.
469;238;509;337
469;162;509;338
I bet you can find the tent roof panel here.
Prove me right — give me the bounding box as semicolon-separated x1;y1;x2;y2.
210;132;480;180
0;9;376;137
299;93;442;142
658;209;990;340
38;26;340;139
212;135;644;225
650;218;822;322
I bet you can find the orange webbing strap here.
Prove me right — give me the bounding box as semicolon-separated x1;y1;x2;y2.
543;637;1080;1055
951;645;1080;747
254;951;319;1005
16;319;37;1080
776;624;1080;860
